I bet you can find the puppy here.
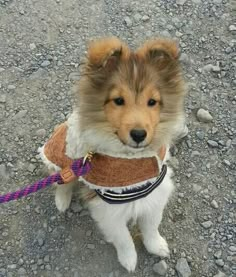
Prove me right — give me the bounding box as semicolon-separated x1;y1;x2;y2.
39;37;186;272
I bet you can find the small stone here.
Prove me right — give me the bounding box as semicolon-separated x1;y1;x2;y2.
69;72;80;81
38;238;44;246
124;16;133;27
213;0;222;4
8;264;17;269
229;25;236;31
153;260;168;275
0;68;5;72
44;255;50;262
201;220;213;229
41;60;51;67
213;271;226;277
134;13;142;22
13;110;28;119
229;245;236;252
18;258;24;266
175;258;191;277
207;140;218;148
8;84;16;90
18;267;27;275
142;15;150;22
197;109;213;123
176;0;187;5
211;200;219;209
196;131;205;140
223;160;230;166
193;183;201;192
36;129;46;137
215;259;224;267
87;243;95;249
214;250;222;259
0;94;6;103
29;43;36;50
30;68;48;79
180;53;189;64
45;264;51;270
28;163;36;173
0;164;8;181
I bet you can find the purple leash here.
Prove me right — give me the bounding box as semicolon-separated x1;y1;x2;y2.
0;157;92;204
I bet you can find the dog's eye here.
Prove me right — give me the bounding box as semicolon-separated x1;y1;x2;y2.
147;99;157;106
113;97;125;106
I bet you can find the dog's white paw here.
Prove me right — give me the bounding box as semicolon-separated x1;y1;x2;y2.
55;191;72;212
144;235;170;258
117;247;137;272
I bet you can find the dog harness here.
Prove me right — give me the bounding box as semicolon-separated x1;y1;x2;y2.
43;123;167;204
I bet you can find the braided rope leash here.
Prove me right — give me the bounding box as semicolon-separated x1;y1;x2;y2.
0;156;92;204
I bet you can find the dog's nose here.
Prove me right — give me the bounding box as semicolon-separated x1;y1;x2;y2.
130;129;147;143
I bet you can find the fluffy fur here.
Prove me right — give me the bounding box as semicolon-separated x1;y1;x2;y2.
39;37;186;272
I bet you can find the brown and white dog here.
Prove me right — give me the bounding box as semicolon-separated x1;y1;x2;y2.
39;37;187;272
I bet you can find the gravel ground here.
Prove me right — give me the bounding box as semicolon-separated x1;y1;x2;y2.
0;0;235;276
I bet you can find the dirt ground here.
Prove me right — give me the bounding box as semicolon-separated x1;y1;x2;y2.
0;0;235;276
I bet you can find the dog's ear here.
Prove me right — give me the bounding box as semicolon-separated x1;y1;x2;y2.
137;39;179;69
87;37;129;72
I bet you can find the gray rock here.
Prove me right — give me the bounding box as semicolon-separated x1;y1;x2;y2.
202;63;220;73
215;259;224;267
36;129;46;137
87;243;95;249
214;250;222;259
179;53;189;64
201;221;213;229
8;84;16;90
18;267;27;275
29;68;48;79
13;110;28;120
213;271;226;277
213;0;222;3
69;72;80;81
207;140;218;148
133;13;142;22
175;258;191;277
0;94;6;103
229;245;236;252
153;260;168;275
28;163;36;173
211;200;219;209
124;16;133;27
197;109;213;123
41;60;51;67
0;164;9;181
176;0;187;5
229;25;236;31
29;43;36;50
142;15;150;22
196;130;205;140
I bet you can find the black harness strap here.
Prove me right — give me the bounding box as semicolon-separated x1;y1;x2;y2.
95;164;167;204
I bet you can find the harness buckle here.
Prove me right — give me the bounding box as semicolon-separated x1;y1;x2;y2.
83;151;94;165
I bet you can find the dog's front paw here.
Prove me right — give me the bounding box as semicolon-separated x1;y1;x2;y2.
117;247;137;272
144;235;170;258
55;190;72;212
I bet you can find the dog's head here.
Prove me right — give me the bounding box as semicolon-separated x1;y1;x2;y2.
77;37;185;151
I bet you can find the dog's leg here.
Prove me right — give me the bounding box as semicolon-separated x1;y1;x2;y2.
89;204;137;272
55;181;75;212
138;210;170;258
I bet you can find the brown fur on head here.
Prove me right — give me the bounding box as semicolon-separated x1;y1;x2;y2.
77;37;186;150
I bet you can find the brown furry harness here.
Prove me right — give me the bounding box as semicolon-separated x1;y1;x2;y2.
43;123;167;203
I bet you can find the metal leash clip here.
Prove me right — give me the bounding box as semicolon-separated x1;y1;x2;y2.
82;151;94;165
